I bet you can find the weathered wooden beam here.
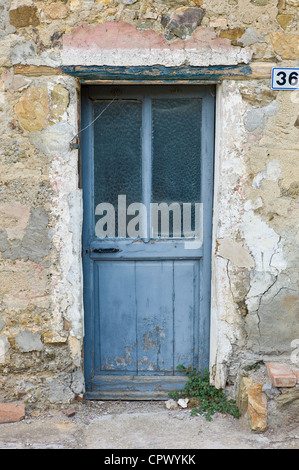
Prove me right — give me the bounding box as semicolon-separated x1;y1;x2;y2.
14;65;65;76
86;375;189;400
61;64;253;82
13;63;275;81
249;62;277;79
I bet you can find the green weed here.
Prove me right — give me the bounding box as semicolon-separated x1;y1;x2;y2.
169;365;240;422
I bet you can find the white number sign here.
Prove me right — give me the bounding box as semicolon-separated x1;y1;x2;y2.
272;68;299;90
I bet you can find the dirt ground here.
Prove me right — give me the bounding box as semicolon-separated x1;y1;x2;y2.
0;400;298;449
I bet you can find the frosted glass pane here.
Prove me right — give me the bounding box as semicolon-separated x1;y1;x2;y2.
152;99;202;237
94;100;142;238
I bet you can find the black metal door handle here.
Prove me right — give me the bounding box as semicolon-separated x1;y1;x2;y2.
92;248;120;254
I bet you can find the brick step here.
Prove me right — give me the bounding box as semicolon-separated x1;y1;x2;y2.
267;362;299;388
0;403;25;424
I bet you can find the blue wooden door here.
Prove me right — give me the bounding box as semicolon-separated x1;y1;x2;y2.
82;85;215;399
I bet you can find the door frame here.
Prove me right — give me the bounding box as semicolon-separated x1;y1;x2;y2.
80;78;215;399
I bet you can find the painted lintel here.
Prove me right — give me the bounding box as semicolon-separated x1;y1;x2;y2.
61;65;252;83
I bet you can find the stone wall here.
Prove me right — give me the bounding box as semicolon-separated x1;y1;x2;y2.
0;0;298;407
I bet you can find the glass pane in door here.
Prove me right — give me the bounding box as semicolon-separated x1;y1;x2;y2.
151;99;202;238
93;100;142;238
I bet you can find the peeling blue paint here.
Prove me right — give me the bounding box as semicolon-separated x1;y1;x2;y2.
61;65;252;82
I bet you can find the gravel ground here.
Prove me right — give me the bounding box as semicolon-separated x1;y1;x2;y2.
0;400;298;449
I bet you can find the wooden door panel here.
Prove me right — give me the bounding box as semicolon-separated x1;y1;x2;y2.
94;260;200;376
95;261;137;374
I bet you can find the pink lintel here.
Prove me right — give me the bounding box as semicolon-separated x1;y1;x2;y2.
62;21;232;52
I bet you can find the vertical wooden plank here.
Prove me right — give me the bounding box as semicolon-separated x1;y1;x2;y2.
173;260;200;372
135;261;174;373
96;261;138;373
199;87;215;372
81;87;95;390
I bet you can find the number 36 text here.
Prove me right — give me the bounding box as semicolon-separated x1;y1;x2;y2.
272;68;299;90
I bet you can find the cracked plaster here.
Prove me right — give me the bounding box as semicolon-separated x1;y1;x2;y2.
211;80;298;388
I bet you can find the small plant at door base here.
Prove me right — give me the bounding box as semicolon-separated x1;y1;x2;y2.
169;365;240;422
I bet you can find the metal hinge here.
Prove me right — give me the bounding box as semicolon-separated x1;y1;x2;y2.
70;137;80;150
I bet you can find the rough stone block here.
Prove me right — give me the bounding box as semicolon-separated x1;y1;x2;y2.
270;32;299;60
210;18;227;28
275;388;299;411
65;407;76;417
250;0;269;5
44;4;69;20
42;332;67;344
239;377;267;432
50;84;69;122
9;6;40;28
165;399;178;410
293;367;299;383
0;335;10;364
277;0;286;8
15;330;43;353
178;398;189;408
267;362;297;388
163;7;205;40
0;203;30;241
247;383;268;432
219;28;246;41
0;403;25;423
276;14;294;30
15;87;49;132
2;71;31;93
